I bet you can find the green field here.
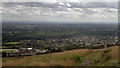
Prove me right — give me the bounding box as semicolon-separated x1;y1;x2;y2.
5;42;21;45
0;49;17;52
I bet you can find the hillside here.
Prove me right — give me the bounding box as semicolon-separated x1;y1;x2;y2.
2;46;118;66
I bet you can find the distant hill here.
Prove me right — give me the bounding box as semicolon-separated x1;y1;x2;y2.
2;46;118;66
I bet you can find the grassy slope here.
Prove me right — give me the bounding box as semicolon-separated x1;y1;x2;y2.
2;46;118;66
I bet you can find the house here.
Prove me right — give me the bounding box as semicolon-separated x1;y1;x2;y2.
28;48;32;50
7;51;20;57
35;49;48;54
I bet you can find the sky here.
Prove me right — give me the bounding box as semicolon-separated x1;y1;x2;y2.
1;1;119;23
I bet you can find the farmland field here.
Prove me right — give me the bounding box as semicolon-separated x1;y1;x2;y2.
2;23;118;49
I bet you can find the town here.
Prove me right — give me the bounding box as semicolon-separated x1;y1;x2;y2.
1;35;118;57
1;48;48;57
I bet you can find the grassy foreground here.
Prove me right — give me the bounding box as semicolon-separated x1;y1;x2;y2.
2;46;118;66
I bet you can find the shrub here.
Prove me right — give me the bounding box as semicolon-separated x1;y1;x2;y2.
72;55;83;64
104;49;112;53
105;56;112;61
94;59;100;63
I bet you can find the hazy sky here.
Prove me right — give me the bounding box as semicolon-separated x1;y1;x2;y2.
1;1;118;23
